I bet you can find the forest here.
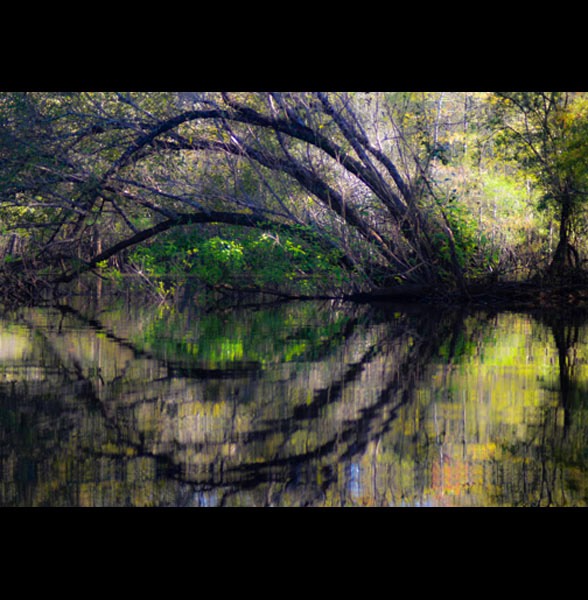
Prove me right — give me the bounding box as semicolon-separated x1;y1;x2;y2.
2;91;588;307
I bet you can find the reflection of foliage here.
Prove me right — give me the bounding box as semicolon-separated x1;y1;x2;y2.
128;300;354;367
405;311;588;506
6;298;588;506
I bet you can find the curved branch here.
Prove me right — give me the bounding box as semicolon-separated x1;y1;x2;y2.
152;136;403;266
111;96;410;221
52;210;356;285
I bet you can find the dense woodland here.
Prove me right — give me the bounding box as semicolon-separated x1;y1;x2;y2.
2;91;588;306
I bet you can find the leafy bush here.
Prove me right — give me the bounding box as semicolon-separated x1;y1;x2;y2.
127;226;349;295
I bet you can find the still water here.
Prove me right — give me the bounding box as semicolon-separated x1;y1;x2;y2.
1;294;587;507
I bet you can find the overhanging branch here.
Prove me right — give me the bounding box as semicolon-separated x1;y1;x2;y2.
52;210;356;285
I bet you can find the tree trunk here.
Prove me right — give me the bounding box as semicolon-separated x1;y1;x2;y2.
549;194;578;276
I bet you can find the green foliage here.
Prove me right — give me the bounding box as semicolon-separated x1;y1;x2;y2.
5;91;588;300
128;225;349;295
488;92;588;267
127;299;353;367
427;188;498;281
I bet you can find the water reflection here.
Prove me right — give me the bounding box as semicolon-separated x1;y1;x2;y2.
1;296;588;506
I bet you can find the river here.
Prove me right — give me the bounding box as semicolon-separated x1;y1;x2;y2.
1;293;587;507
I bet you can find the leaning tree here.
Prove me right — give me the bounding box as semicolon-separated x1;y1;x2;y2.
0;91;473;301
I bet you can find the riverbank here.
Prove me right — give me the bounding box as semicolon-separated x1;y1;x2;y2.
347;279;588;311
5;268;588;314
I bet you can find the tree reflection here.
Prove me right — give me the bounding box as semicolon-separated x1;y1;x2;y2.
4;299;588;506
0;299;466;506
480;309;588;506
540;310;586;435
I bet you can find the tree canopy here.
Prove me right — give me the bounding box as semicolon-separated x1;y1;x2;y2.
2;91;588;305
